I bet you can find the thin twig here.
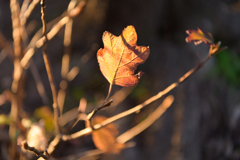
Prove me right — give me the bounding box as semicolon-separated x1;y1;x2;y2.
40;0;60;135
66;43;98;81
20;0;30;19
21;0;40;26
21;141;48;160
87;99;114;120
58;0;78;114
61;45;226;141
87;84;113;120
98;86;135;110
116;95;174;143
46;136;61;156
21;1;86;68
0;90;12;106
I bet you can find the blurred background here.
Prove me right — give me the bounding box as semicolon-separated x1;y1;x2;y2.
0;0;240;160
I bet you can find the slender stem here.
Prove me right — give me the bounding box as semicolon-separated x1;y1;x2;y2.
87;84;113;120
104;83;113;104
87;99;114;120
40;0;60;135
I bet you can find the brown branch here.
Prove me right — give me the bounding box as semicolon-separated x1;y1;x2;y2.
60;45;226;141
0;31;15;59
58;0;78;114
9;1;25;158
66;43;98;81
46;136;61;155
40;0;60;135
0;16;48;106
21;1;86;68
87;84;113;120
0;90;12;106
87;99;114;120
116;95;174;143
21;141;48;160
29;60;49;104
21;0;40;26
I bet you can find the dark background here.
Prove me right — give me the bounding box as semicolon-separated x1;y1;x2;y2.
0;0;240;160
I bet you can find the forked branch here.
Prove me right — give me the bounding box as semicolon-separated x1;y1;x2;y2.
60;43;226;142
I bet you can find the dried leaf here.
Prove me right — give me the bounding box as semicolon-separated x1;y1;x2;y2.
97;25;150;87
91;116;125;154
185;28;214;45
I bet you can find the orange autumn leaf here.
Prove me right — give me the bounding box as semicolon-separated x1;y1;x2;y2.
185;28;214;45
97;25;150;87
91;116;125;154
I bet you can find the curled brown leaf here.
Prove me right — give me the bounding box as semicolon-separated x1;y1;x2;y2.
91;116;125;154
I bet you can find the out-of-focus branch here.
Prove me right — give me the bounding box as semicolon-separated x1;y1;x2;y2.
40;0;60;135
58;0;78;115
21;1;86;68
87;82;113;120
66;43;98;81
117;95;174;143
87;99;114;120
29;60;49;104
0;90;12;106
21;0;40;26
9;0;25;158
21;140;48;160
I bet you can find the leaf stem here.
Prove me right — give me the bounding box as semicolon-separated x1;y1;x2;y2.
87;83;113;120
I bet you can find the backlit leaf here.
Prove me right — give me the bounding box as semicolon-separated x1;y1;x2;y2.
97;25;150;87
91;116;125;154
185;28;214;45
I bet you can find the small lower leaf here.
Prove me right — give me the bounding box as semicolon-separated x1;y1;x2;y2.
91;116;125;154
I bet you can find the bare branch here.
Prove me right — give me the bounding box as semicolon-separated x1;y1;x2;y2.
58;0;78;114
60;45;226;141
21;140;48;160
87;99;114;120
116;95;174;143
21;0;40;26
40;0;60;135
66;43;98;81
29;60;49;104
21;1;86;68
